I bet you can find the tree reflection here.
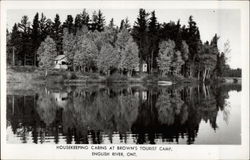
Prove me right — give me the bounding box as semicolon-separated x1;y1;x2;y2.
7;83;240;144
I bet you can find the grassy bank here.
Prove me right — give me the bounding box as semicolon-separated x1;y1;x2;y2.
7;66;197;85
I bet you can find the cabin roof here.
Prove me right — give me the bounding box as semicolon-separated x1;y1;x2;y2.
55;55;67;61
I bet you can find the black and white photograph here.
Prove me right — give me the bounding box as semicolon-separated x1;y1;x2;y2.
1;1;249;160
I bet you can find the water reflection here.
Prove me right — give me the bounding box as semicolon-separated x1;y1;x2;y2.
6;83;241;144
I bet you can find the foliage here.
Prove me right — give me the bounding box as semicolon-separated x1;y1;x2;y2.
171;50;184;75
181;41;189;61
119;38;139;74
157;40;175;75
62;29;76;65
37;36;57;69
97;43;115;74
52;14;63;54
116;28;131;49
131;9;150;72
63;15;74;34
73;38;98;71
8;8;234;81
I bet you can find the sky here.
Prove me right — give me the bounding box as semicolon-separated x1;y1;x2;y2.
7;9;241;69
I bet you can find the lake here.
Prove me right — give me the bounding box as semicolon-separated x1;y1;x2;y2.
6;83;241;144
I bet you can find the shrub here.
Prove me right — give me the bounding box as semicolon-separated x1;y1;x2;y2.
46;75;64;84
66;72;77;79
89;73;100;79
106;73;128;83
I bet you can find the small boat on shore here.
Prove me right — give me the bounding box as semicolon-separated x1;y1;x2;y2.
158;81;173;86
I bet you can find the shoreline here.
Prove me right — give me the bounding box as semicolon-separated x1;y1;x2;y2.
7;68;241;86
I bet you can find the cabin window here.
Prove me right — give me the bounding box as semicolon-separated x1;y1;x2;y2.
62;97;68;101
61;61;67;65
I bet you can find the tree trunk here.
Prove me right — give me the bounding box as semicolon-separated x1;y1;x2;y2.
206;85;210;98
45;69;48;77
197;85;200;101
139;58;143;74
197;71;200;81
151;50;153;74
127;71;131;77
34;53;36;66
190;65;194;78
12;47;15;66
202;69;207;82
24;53;26;66
203;83;207;98
12;95;15;115
206;69;210;80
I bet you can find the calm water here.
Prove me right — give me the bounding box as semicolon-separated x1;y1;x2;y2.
6;83;241;144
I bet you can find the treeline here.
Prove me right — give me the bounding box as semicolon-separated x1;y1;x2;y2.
7;9;232;81
223;68;241;77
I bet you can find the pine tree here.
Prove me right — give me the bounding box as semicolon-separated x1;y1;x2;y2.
108;18;114;28
131;9;149;73
45;19;54;36
175;20;182;51
6;29;12;65
148;11;157;33
186;16;200;60
52;14;63;54
105;18;118;46
96;10;105;32
9;23;22;65
18;15;32;65
148;10;160;73
74;14;82;34
210;34;219;55
63;15;74;34
215;52;226;77
39;13;47;41
120;17;131;31
91;11;98;31
119;19;124;31
185;16;201;77
31;13;40;66
81;9;89;25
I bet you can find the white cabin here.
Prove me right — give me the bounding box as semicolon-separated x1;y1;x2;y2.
135;62;147;72
52;92;68;109
54;55;68;70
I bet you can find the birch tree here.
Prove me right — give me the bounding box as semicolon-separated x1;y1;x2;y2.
157;40;175;75
37;36;57;76
119;38;139;76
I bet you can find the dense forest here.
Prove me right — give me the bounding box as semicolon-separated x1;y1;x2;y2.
7;9;241;81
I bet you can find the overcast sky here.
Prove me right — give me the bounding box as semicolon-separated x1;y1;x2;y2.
7;9;241;69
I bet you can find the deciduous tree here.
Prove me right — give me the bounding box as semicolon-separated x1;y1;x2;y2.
37;36;57;76
119;38;139;76
157;40;175;75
